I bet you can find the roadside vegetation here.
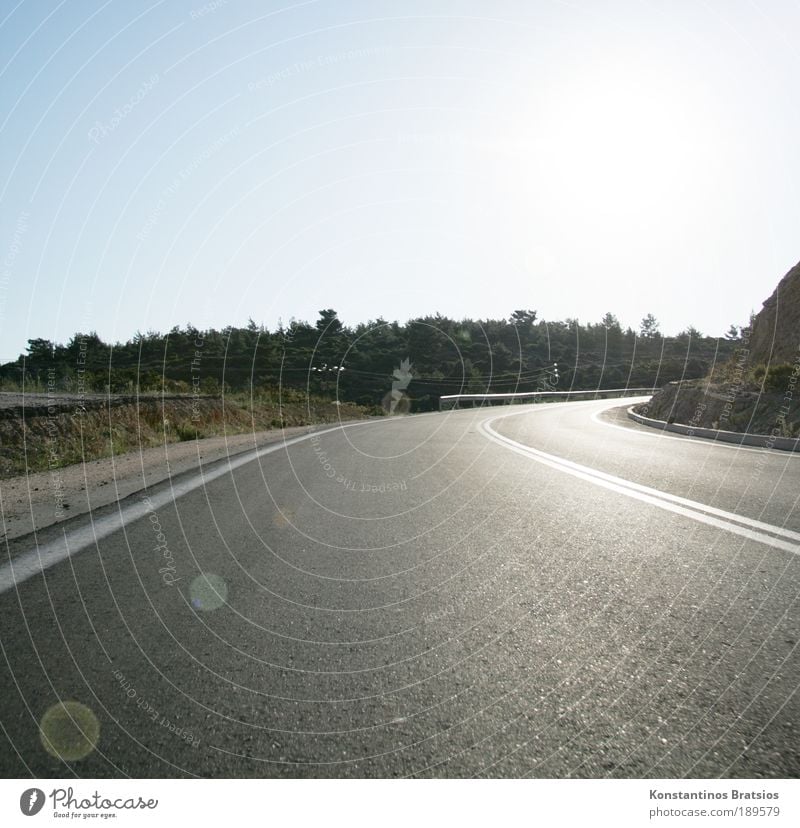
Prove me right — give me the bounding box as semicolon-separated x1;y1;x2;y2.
0;388;372;478
1;308;738;411
0;307;751;477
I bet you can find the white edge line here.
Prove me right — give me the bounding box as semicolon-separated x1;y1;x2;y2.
488;405;800;542
590;407;800;458
6;400;797;594
479;415;800;556
0;420;371;594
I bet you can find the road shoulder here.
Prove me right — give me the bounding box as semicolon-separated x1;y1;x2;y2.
0;422;365;542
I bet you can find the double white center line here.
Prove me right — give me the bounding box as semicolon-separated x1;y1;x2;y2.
479;414;800;556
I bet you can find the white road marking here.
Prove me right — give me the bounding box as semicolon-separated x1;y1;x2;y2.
0;421;373;595
590;406;800;458
480;413;800;556
4;397;796;595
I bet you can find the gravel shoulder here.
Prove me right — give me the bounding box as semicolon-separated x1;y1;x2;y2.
0;422;360;542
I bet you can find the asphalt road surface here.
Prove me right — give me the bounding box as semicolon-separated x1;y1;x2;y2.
1;397;798;778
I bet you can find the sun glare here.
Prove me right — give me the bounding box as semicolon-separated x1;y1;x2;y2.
534;66;705;221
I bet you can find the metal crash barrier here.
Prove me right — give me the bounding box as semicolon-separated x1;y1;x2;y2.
439;387;657;411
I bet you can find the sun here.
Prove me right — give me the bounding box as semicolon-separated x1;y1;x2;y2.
532;63;706;220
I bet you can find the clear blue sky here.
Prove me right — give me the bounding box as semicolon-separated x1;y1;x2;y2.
1;0;799;361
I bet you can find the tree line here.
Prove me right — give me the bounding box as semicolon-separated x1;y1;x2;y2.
1;309;742;412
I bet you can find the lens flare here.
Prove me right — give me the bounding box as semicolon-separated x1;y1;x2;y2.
39;701;100;761
189;573;228;611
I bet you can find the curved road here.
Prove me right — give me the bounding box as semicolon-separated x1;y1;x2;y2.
1;397;798;778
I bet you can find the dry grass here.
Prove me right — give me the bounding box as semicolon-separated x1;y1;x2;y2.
0;389;376;478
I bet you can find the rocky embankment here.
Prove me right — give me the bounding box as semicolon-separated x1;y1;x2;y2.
640;379;799;438
748;259;800;365
641;259;800;438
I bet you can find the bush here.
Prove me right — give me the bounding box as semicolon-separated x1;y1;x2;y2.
764;364;795;393
175;423;198;441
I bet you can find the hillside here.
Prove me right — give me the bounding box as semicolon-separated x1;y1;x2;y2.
643;260;800;438
748;260;800;366
0;389;372;478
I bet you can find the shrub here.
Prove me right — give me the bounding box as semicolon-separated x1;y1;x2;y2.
764;364;795;393
175;423;198;441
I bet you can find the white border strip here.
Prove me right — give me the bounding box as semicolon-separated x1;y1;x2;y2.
5;399;797;596
589;407;799;456
439;387;656;409
479;414;800;556
627;405;800;453
0;421;368;595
